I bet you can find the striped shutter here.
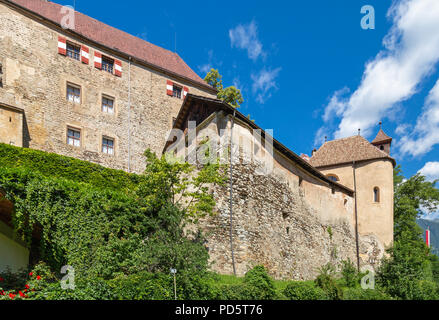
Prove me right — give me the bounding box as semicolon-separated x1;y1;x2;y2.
166;80;173;96
183;86;189;99
81;46;89;64
115;60;122;77
94;52;102;69
58;36;67;55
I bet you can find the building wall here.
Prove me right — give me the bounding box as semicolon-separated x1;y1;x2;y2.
180;112;384;279
0;220;29;272
0;2;216;174
0;104;22;147
317;159;394;248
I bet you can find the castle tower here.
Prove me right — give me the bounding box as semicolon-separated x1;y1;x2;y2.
371;122;392;155
309;130;395;250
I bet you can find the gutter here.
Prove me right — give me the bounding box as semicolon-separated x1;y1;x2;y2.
353;161;360;271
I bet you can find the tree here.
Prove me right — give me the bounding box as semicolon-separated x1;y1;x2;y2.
377;166;439;299
204;69;243;108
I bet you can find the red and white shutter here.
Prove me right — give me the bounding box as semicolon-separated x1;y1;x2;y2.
166;80;173;96
183;86;189;99
58;36;67;55
115;60;122;77
426;228;431;248
94;52;102;69
81;46;89;64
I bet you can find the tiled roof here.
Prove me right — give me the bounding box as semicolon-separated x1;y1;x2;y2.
309;135;395;168
7;0;211;89
371;129;393;144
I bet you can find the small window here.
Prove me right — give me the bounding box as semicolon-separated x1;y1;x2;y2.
102;137;114;155
373;187;380;203
327;174;340;182
173;85;182;99
102;56;114;74
66;42;80;61
102;96;114;114
380;145;385;151
67;128;81;147
67;83;81;104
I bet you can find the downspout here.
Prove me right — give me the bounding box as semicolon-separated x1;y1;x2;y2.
127;57;132;172
353;161;360;271
229;109;237;276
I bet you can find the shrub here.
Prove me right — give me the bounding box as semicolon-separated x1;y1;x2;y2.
314;264;343;300
343;287;392;300
341;259;359;288
243;266;277;300
283;282;327;300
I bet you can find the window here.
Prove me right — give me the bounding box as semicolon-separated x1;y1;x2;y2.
67;128;81;147
380;145;385;151
102;137;114;155
66;42;80;61
173;85;182;99
374;187;380;203
102;96;114;114
327;174;340;182
67;83;81;104
102;56;114;74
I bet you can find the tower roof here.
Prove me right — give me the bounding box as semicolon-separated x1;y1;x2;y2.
309;135;395;168
371;129;393;145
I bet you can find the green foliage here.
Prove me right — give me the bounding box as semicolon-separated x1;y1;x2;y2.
314;263;343;300
204;69;243;108
340;259;359;288
283;282;327;300
377;167;439;300
343;287;392;300
207;266;277;300
0;147;226;299
0;143;139;191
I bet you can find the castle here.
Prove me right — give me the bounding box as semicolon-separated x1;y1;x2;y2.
0;0;394;279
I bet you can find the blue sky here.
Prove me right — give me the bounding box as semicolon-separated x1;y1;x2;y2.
57;0;439;217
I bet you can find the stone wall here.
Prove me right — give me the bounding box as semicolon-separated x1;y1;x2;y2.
0;2;216;174
183;111;385;280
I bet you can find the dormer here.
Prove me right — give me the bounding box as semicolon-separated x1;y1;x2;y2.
371;122;392;155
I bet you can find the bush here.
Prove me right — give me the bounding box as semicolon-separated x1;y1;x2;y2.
243;266;277;300
341;259;359;288
343;287;392;300
314;264;343;300
283;282;327;300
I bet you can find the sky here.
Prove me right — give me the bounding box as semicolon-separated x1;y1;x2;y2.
56;0;439;218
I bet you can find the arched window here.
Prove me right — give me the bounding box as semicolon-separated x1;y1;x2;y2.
326;174;340;182
373;187;380;203
380;145;384;151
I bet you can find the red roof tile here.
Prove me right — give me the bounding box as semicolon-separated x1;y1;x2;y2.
309;135;395;168
7;0;212;89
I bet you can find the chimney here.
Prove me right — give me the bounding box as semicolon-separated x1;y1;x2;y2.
311;148;317;156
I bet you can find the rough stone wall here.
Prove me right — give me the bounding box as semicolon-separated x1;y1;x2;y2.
0;2;216;174
185;112;385;280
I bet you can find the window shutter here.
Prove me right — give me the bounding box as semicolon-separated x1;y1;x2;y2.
58;36;67;55
94;52;102;69
166;80;173;96
183;87;189;99
115;60;122;77
81;46;89;64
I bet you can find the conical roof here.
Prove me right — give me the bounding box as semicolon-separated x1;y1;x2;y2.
371;129;392;145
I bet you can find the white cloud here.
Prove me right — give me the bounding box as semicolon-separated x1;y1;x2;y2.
323;87;350;122
419;161;439;182
229;21;265;61
321;0;439;139
251;68;281;104
399;79;439;156
198;63;212;75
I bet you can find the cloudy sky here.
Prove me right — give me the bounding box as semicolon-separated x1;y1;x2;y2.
59;0;439;218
